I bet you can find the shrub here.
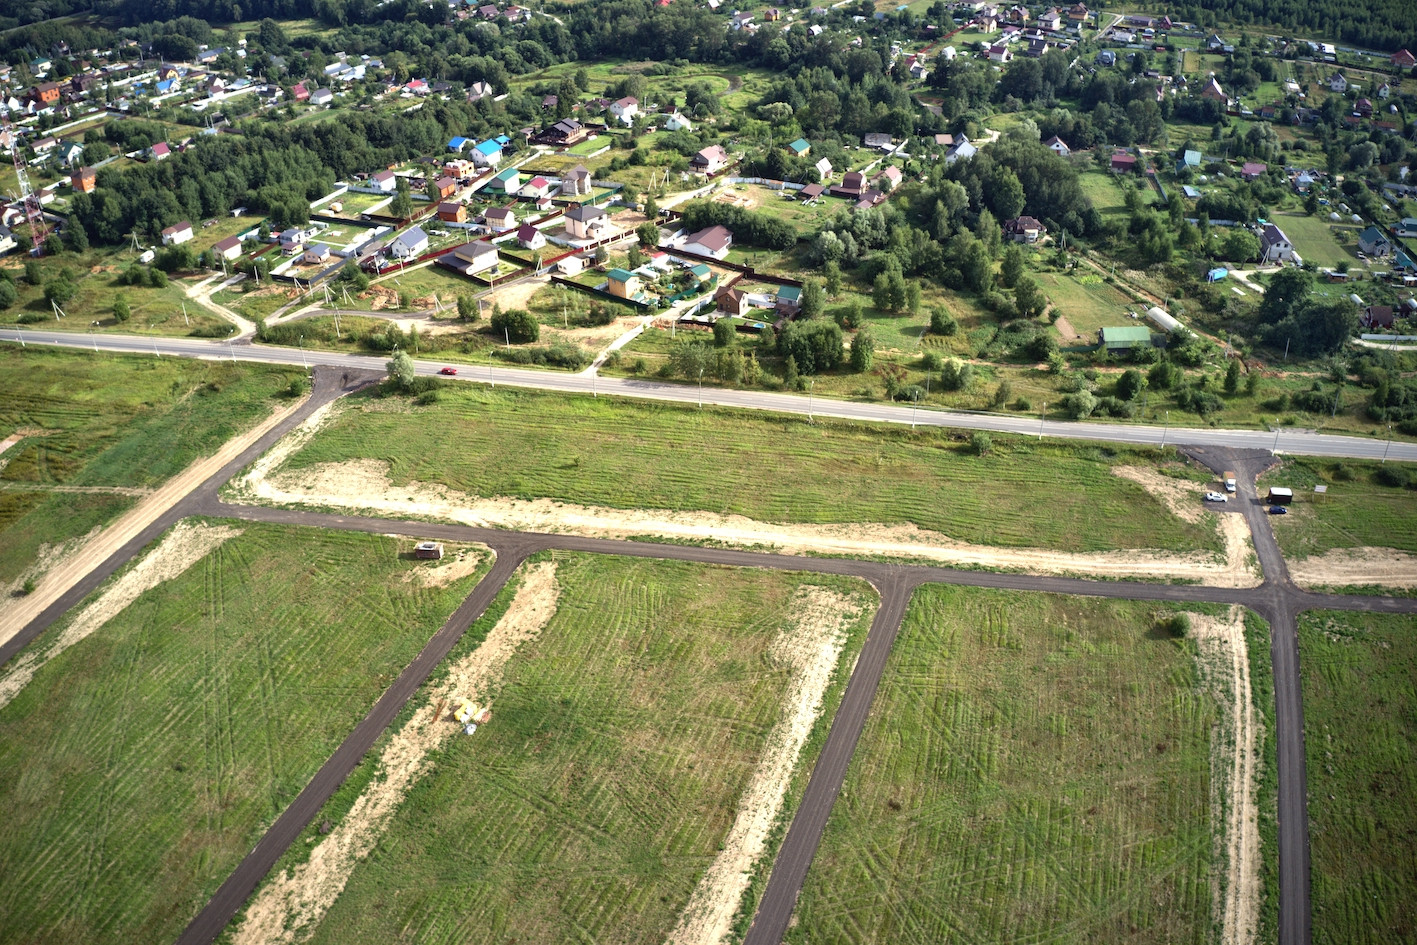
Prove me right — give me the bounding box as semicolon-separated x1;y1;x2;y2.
1156;613;1190;638
970;431;993;455
491;307;540;344
929;306;958;336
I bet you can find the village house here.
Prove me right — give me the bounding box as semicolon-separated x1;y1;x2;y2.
1241;161;1267;181
607;268;641;300
441;240;500;275
1201;76;1227;104
433;176;458;199
788;138;811;157
1329;73;1348;93
1044;135;1070;156
516;223;546;249
609;96;639;124
1362;304;1396;329
70;166;96;193
149;141;171;161
370;169;397;192
437;201;467;223
681;224;733;259
389;225;430;259
715;284;751;316
560;165;593;195
815;157;833;180
303;243;331;265
946;136;977;164
471;139;503;166
1003;216;1046;242
1358;225;1393;257
872;165;903;191
1259;223;1295;263
665;111;694;131
485;206;517;232
490;167;521;193
213;235;242;261
1392;49;1416;68
160;221;193;246
467;81;494;102
564;204;610;240
1110;151;1138;174
691;145;730;174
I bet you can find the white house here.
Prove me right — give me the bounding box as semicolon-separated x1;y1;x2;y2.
160;220;193;246
309;87;334;106
371;169;396;192
1329;73;1348;93
389;225;429;259
442;240;500;275
516;223;546;249
681;224;733;259
1259;223;1294;263
471;139;502;167
1044;135;1070;156
556;254;586;275
609;96;639;124
665;111;694;132
564;204;609;240
814;157;833;180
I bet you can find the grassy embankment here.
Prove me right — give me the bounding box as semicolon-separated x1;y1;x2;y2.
0;522;491;945
276;385;1223;556
0;347;303;587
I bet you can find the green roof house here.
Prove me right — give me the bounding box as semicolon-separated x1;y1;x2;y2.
492;167;522;193
689;263;712;281
1099;325;1151;351
787;138;811;157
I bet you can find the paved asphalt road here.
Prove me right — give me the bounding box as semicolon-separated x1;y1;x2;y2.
6;328;1417;463
6;365;1415;945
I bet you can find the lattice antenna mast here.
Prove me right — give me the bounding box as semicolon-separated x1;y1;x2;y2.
6;118;49;254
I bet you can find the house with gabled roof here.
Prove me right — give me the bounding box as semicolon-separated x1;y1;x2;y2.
213;235;243;261
437;201;467;223
607;268;641;300
485;206;517;232
490;167;521;193
1259;223;1294;263
440;240;500;275
1003;216;1046;242
1358;225;1393;257
1110;151;1138;174
560;165;592;196
160;220;193;245
390;226;430;259
516;223;546;249
1329;73;1348;93
1392;49;1415;68
1044;135;1070;156
1241;162;1267;181
788;138;811;157
691;145;730;174
682;224;733;259
564;204;609;240
609;96;639;124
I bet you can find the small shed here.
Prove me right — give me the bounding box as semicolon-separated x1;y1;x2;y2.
414;541;445;559
1267;487;1293;505
1099;325;1151;351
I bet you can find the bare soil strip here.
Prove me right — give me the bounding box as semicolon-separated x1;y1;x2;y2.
0;394;310;651
0;521;240;710
230;437;1259;587
230;560;559;945
666;586;867;945
1286;547;1417;589
1190;606;1260;945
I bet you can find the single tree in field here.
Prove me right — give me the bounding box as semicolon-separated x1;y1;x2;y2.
387;349;415;390
850;326;876;372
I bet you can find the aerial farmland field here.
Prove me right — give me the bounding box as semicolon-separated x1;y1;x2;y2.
787;585;1223;945
0;522;491;945
250;554;874;945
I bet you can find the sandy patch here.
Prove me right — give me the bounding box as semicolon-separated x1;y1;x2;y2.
401;542;487;588
231;560;556;945
0;393;311;651
233;455;1260;587
1189;607;1259;945
667;586;866;945
0;527;102;600
488;274;549;312
0;521;239;710
542;313;644;353
1286;547;1417;589
1112;465;1208;524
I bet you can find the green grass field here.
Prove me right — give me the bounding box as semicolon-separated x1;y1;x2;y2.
0;522;491;945
1035;271;1138;339
1258;456;1417;557
0;347;303;585
787;586;1216;944
276;385;1222;555
1299;610;1417;945
1270;212;1362;270
294;554;873;944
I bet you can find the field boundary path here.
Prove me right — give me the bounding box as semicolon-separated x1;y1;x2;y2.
5;374;1415;945
4;329;1417;463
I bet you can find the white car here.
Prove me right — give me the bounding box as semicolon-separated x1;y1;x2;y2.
1204;492;1228;503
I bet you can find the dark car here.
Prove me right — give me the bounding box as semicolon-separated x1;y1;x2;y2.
1267;505;1288;514
439;366;458;375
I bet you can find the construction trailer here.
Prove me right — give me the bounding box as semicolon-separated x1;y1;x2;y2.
1267;487;1294;505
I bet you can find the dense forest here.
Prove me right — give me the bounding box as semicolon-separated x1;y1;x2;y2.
1169;0;1417;52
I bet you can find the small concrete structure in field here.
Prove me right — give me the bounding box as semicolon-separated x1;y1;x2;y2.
414;541;445;559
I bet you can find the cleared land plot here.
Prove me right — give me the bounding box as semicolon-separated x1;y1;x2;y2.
1078;169;1135;215
1036;270;1138;339
787;586;1216;945
293;554;873;945
1271;212;1362;270
277;386;1221;555
0;347;301;588
0;522;491;945
1299;610;1417;945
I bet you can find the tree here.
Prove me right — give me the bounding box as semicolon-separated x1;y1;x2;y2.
970;431;993;455
1062;389;1098;418
64;220;89;253
1257;268;1313;325
1221;229;1260;263
112;296;130;322
636;221;660;247
425;178;441;204
642;196;658;219
24;260;42;285
801;279;826;319
713;316;736;347
1224;358;1242;394
491;308;540;344
929;306;958;335
0;281;15;310
1116;368;1145;401
1000;245;1024;289
457;295;477;321
1014;276;1045;319
390;178;413;220
783;354;799;389
824;260;842;297
850;327;876;372
44;277;77;307
940;358;973;391
594;245;609;266
386;350;415;390
670;339;711;380
627;245;645;269
1268;299;1357;357
904;280;922;314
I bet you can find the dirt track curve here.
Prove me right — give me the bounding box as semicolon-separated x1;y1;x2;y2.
4;368;1414;945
